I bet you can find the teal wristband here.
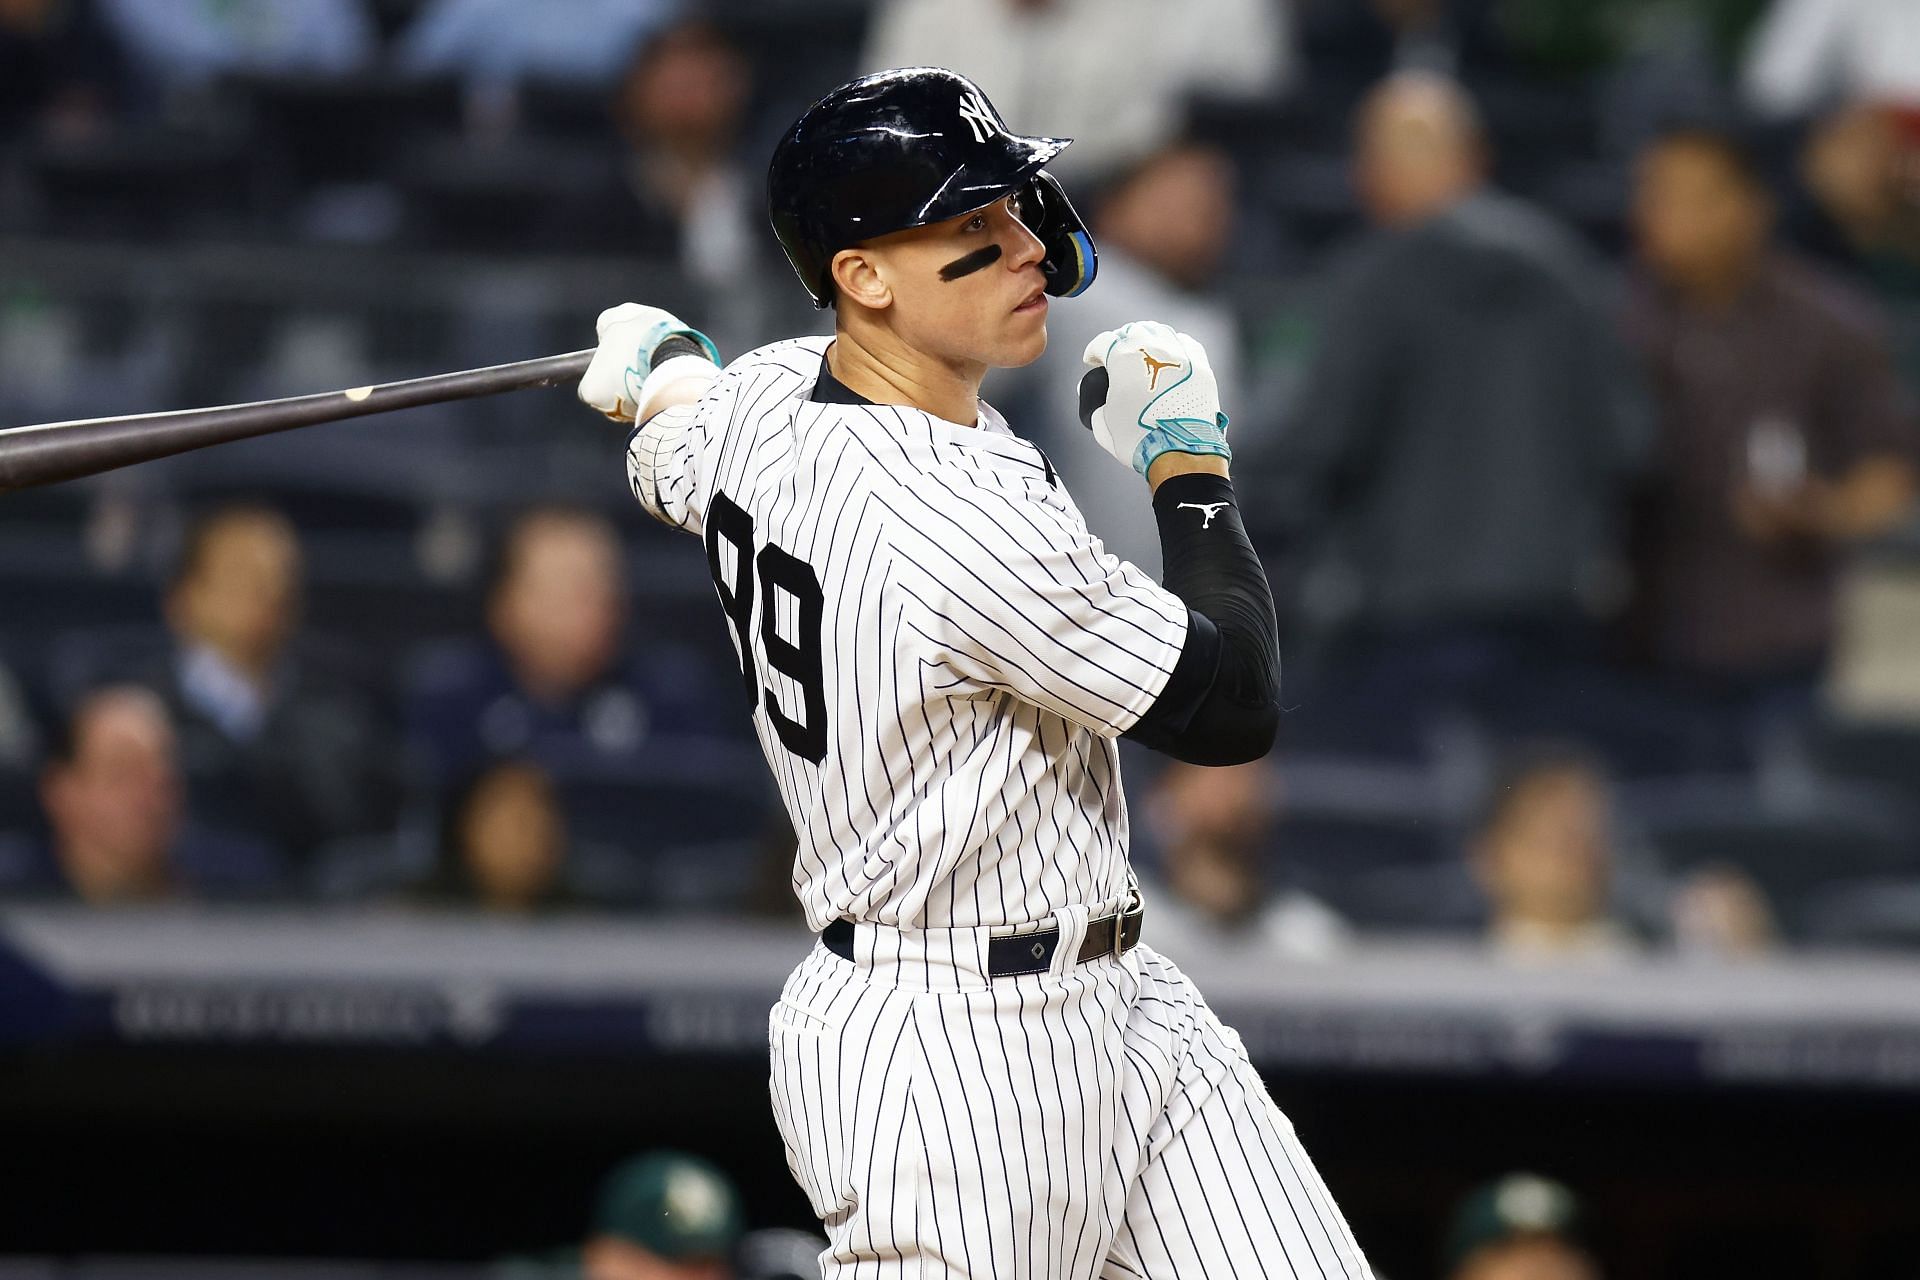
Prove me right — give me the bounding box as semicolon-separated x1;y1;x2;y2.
1132;412;1232;476
623;323;720;406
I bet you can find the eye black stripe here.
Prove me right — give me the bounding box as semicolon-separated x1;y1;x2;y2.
940;244;1003;281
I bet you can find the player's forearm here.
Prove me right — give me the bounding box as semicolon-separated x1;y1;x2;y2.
617;332;721;532
1123;472;1281;766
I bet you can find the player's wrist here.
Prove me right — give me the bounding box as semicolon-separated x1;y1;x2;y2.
1134;413;1232;477
1147;450;1231;492
648;327;721;368
635;353;716;421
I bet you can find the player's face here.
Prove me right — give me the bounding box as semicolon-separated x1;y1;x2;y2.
866;194;1052;369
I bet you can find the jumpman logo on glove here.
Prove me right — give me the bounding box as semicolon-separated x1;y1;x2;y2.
1140;352;1181;391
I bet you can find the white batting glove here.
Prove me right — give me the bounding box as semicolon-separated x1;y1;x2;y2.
1078;321;1231;476
577;302;720;423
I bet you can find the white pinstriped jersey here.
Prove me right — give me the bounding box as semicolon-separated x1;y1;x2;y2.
631;334;1374;1280
626;336;1190;933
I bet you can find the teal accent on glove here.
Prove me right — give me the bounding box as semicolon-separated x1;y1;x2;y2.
667;327;722;364
623;324;721;404
1132;412;1232;475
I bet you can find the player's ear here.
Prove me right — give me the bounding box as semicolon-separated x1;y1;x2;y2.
830;246;892;312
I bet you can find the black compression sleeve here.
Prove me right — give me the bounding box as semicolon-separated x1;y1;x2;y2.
1122;473;1282;765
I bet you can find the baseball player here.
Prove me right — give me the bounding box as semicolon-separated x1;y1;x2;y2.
576;67;1370;1280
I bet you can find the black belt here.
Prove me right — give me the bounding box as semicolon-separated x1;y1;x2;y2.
821;897;1144;978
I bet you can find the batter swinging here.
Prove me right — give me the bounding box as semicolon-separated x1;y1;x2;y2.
576;67;1372;1280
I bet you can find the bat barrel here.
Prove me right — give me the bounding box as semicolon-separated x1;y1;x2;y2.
0;348;595;493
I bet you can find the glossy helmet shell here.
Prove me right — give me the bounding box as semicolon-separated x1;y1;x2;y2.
768;67;1098;308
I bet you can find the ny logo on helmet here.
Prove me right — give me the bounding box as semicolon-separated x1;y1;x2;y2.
957;91;1003;144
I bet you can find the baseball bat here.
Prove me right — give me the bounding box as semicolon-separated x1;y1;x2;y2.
0;348;595;494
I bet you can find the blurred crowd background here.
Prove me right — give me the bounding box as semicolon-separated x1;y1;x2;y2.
6;0;1920;955
5;1;1920;1274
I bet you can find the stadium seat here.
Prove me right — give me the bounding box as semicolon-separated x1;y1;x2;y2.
1262;752;1459;922
1801;876;1920;949
23;129;256;241
1250;150;1362;254
1807;717;1920;807
0;562;155;648
1628;775;1920;936
557;741;779;911
396;134;615;253
1338;858;1486;933
515;82;617;141
711;3;867;124
0;484;91;536
38;623;169;710
0;764;39;840
171;482;427;537
226;71;462;188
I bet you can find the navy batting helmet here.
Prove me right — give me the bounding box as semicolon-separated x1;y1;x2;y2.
768;67;1098;309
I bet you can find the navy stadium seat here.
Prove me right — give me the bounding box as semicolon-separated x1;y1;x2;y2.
557;740;778;911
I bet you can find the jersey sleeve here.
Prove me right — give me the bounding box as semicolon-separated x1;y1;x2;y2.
887;464;1191;737
625;402;705;535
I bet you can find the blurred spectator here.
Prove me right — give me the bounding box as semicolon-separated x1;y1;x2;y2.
1098;145;1240;299
39;685;179;904
582;1151;741;1280
407;507;724;785
396;0;676;97
861;0;1289;183
1473;746;1778;960
417;759;576;914
551;21;758;293
1140;760;1350;962
497;1149;744;1280
1008;141;1244;575
1796;101;1920;358
1669;862;1778;958
145;504;401;863
1800;101;1916;267
1742;0;1920;121
1443;1172;1600;1280
1259;72;1648;754
96;0;374;96
1470;748;1638;962
1625;124;1919;758
0;0;126;140
30;685;281;903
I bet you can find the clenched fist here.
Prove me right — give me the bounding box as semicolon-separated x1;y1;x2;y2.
577;302;719;423
1078;321;1230;476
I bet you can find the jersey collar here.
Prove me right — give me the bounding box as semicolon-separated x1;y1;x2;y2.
810;355;873;406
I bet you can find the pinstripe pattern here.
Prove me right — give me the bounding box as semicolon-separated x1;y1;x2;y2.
626;336;1371;1277
628;337;1186;934
770;935;1371;1279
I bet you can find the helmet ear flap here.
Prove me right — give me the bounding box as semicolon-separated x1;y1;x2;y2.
1023;170;1098;298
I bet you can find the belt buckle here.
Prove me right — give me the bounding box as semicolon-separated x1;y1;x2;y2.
1111;887;1142;960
